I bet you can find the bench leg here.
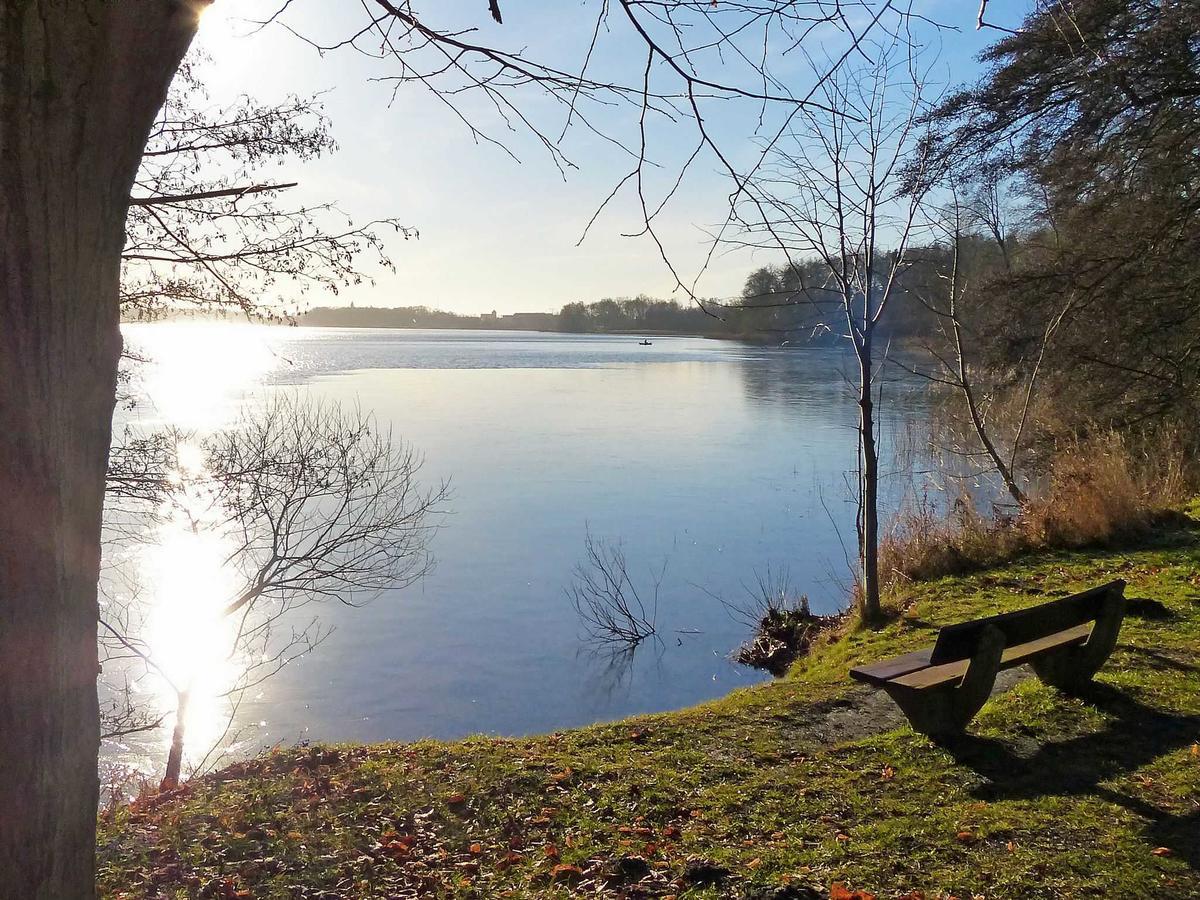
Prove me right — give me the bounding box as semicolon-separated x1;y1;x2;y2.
1031;588;1126;693
882;625;1005;740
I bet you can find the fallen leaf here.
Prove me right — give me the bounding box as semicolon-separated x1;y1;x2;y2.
551;863;583;882
469;843;482;855
956;831;977;844
384;840;411;858
495;850;524;870
746;857;762;869
881;766;895;781
830;883;876;900
1152;847;1173;857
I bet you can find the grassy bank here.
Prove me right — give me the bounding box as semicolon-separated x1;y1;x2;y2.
99;520;1200;899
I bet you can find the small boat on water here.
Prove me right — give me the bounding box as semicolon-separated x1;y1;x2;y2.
638;339;652;346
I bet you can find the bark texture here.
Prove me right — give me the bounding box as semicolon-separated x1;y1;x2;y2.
0;3;202;896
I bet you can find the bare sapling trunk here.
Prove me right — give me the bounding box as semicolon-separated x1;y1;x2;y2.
857;337;883;625
940;220;1027;508
950;295;1026;507
945;205;1026;507
725;38;933;629
160;689;191;791
0;3;203;896
913;195;1039;509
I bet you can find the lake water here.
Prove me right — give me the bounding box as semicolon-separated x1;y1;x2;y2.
105;324;930;778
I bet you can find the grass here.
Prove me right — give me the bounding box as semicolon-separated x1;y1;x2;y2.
98;520;1200;899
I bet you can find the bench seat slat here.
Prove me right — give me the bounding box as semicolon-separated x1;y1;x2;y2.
887;623;1093;690
848;648;934;686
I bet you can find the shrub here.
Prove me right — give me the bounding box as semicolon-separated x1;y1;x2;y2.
1022;429;1192;547
729;568;845;674
880;427;1196;595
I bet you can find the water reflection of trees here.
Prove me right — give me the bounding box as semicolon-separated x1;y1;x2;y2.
731;346;944;536
733;346;930;416
100;396;447;788
576;643;668;708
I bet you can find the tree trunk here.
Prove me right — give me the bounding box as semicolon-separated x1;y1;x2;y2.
857;340;882;625
949;291;1026;507
160;689;190;791
0;4;201;897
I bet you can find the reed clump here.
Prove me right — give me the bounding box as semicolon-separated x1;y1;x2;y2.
880;428;1197;593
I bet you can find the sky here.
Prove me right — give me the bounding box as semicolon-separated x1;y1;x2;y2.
191;1;1033;315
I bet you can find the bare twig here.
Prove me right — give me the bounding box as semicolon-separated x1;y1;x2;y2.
568;530;661;648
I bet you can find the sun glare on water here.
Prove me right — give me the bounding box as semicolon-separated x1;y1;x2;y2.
120;322;285;773
130;322;281;430
142;518;241;760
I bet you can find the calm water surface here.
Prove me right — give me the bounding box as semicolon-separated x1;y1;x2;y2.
107;324;929;774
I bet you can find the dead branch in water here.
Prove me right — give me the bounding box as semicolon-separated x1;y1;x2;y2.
568;531;661;649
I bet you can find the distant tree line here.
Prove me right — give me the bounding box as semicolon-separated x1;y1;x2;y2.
302;297;744;337
731;256;935;345
301;305;506;329
299;286;938;340
298;291;936;342
557;296;735;337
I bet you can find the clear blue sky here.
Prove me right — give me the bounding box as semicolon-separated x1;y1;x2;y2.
194;1;1032;314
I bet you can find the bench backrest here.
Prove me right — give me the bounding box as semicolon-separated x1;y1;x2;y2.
928;579;1126;665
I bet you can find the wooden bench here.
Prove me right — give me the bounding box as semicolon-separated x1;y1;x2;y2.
850;580;1127;739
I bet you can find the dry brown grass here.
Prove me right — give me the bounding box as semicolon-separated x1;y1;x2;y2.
879;428;1196;594
1021;429;1192;546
